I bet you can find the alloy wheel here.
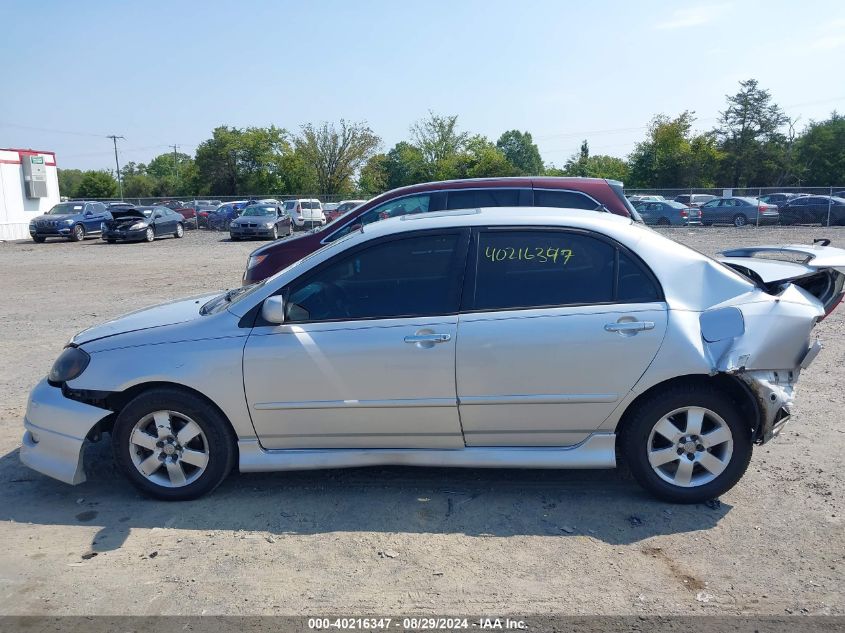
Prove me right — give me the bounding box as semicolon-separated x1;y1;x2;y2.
128;410;209;488
646;406;733;488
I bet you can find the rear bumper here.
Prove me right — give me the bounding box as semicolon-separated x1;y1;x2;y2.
19;379;111;485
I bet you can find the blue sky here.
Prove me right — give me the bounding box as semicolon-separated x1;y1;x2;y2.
1;0;843;171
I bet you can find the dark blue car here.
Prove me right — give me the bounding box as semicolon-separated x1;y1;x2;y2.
207;202;247;230
29;201;111;242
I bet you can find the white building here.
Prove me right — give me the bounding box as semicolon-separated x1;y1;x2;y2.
0;148;60;240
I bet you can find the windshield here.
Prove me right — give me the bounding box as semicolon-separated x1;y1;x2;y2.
47;203;84;215
242;206;276;217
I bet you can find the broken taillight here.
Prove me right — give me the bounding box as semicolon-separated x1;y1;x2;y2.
820;292;845;321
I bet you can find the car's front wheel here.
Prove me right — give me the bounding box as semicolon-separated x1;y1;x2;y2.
32;235;46;243
111;388;235;500
621;382;752;503
174;223;184;238
70;224;85;242
145;227;155;242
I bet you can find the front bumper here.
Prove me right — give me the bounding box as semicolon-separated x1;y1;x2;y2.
230;226;276;238
30;225;73;237
102;228;146;241
19;379;111;485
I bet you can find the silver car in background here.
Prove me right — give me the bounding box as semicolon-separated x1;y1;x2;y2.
634;200;702;226
20;208;845;502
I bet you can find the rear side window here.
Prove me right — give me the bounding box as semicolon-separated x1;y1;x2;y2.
446;188;520;210
470;230;660;311
284;201;296;210
534;189;599;211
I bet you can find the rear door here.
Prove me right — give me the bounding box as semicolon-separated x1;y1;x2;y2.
456;228;668;446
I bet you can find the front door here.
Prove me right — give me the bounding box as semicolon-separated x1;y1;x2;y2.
456;228;668;446
244;230;470;449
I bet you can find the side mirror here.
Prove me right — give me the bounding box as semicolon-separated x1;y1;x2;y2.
261;295;286;324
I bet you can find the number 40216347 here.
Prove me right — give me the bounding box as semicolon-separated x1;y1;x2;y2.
484;246;573;264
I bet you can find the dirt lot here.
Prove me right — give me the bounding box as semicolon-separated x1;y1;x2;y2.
0;226;842;617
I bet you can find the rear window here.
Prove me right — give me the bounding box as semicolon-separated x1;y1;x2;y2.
446;189;520;210
284;201;296;210
534;189;599;210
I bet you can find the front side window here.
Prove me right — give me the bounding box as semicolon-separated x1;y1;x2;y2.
446;188;520;210
534;189;599;211
326;194;431;242
470;230;660;311
286;232;464;322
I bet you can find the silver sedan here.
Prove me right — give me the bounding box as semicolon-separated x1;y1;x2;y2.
20;208;844;502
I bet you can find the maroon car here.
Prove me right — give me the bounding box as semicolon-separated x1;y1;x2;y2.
242;177;639;284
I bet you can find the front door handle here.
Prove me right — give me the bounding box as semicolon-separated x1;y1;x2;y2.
404;333;451;344
604;321;655;333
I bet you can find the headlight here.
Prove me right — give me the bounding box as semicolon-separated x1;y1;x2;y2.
263;222;275;228
48;346;90;385
129;222;146;230
230;221;238;228
64;219;75;224
100;222;106;232
247;254;267;269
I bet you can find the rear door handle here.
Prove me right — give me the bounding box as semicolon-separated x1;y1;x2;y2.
604;321;655;333
404;333;451;344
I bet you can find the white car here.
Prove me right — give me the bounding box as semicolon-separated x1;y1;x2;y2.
20;208;844;502
284;198;325;229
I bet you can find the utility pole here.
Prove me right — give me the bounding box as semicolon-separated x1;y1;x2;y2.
170;144;179;181
107;135;125;200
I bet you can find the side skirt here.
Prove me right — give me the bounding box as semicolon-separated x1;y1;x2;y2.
238;433;617;472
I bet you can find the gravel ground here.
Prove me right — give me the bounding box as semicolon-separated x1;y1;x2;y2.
0;226;843;616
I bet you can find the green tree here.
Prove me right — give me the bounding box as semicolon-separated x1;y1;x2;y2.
444;135;519;179
410;112;468;179
714;79;789;187
294;120;381;195
496;130;543;175
57;168;84;198
75;170;118;198
795;112;845;186
194;125;292;195
384;142;428;189
627;112;720;187
122;173;156;198
358;153;388;194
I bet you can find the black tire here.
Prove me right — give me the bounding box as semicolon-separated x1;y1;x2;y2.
32;236;46;243
732;213;748;227
230;234;239;241
288;223;293;236
111;387;236;501
106;239;116;244
175;222;184;238
145;227;155;242
272;226;278;240
70;224;85;242
620;381;753;503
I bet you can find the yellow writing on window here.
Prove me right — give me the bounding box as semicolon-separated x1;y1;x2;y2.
484;246;574;264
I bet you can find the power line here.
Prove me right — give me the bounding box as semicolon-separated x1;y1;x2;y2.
0;121;106;138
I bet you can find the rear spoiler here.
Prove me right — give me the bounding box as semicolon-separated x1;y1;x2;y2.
718;240;845;317
719;241;845;272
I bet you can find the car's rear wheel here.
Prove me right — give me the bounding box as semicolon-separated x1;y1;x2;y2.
70;224;85;242
733;213;748;227
272;225;278;240
107;239;116;244
288;223;293;236
111;388;235;500
621;382;752;503
32;236;46;243
175;223;184;238
145;227;155;242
